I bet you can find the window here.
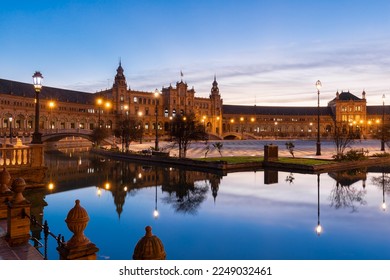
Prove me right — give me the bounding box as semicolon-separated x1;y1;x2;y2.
120;95;124;102
133;97;138;103
164;108;169;117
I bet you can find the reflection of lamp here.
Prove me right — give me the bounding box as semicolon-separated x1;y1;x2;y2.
382;172;386;211
153;167;159;219
315;174;322;236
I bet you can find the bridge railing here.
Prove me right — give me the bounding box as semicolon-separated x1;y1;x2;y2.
0;146;31;167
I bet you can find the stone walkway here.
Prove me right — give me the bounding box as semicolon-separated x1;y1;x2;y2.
123;139;386;159
0;220;43;260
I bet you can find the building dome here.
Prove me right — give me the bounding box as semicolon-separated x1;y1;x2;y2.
133;226;166;260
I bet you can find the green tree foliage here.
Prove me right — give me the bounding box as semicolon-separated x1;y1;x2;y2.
170;113;208;158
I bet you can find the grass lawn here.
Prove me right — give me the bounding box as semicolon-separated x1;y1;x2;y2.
197;156;263;164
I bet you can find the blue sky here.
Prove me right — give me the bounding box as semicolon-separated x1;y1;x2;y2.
1;0;390;106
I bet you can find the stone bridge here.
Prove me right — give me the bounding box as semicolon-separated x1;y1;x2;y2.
41;129;94;142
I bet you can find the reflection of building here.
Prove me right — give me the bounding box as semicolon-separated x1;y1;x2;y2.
1;64;388;139
44;152;223;217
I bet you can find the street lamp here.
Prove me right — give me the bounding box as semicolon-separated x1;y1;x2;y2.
8;116;13;144
381;94;385;151
315;80;322;156
32;71;43;144
48;100;55;130
96;98;103;128
154;89;159;151
138;111;143;144
105;101;112;129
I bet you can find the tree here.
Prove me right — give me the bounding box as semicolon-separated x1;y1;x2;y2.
285;141;295;158
212;142;223;157
332;121;356;159
113;117;143;152
169;113;208;158
91;127;111;146
372;123;390;149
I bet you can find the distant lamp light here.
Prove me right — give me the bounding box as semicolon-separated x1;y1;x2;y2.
382;202;387;211
315;80;322;91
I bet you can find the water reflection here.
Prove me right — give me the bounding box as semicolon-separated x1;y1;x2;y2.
328;169;367;212
22;150;390;260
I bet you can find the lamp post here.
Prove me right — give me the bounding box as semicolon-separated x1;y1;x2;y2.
105;101;112;129
315;80;322;156
96;98;103;128
8;116;13;144
32;71;43;144
138;111;143;144
240;117;244;140
381;94;385;151
48;100;55;131
154;89;159;151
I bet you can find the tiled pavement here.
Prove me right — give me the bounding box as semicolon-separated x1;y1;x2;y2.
0;220;43;260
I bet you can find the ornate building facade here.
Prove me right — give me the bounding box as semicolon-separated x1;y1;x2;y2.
0;63;388;142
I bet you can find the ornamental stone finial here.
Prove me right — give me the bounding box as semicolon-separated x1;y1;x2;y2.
133;226;166;260
65;199;91;248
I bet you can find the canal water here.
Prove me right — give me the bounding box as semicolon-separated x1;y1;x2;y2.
25;149;390;260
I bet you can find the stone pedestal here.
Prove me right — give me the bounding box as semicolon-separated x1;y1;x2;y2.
6;178;31;246
264;144;278;162
29;144;45;167
6;200;31;246
0;192;13;219
0;167;13;219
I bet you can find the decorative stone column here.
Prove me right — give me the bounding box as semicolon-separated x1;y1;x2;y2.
133;226;166;260
0;167;13;219
6;178;31;246
57;199;99;260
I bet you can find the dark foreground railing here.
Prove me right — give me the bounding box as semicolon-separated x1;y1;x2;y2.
22;209;65;260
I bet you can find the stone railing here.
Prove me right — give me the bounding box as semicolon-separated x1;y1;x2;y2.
0;146;31;167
